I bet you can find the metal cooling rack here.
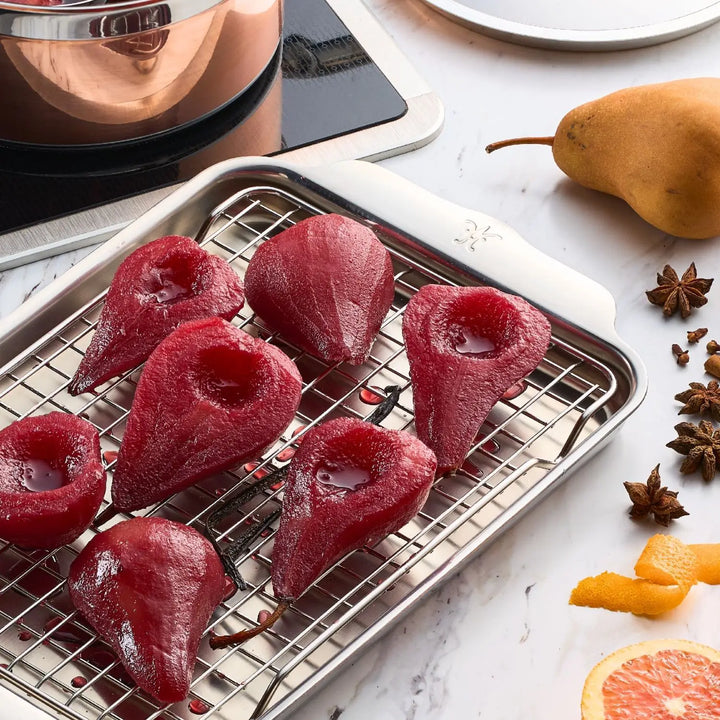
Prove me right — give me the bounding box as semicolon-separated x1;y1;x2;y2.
0;184;619;720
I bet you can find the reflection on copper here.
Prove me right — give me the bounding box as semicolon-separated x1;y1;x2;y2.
89;4;172;40
0;0;282;145
178;59;283;178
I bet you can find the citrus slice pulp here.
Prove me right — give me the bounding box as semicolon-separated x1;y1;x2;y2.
582;639;720;720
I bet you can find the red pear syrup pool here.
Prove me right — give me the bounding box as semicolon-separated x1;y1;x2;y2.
455;329;496;356
20;459;65;492
316;463;371;491
149;269;194;304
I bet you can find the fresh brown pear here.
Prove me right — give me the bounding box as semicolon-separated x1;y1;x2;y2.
486;78;720;239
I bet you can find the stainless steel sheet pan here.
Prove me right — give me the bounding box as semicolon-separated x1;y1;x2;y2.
0;158;646;720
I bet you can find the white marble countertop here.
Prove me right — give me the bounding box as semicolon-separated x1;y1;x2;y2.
4;2;720;719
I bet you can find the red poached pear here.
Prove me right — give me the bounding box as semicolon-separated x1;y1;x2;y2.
111;317;302;513
69;235;245;395
272;418;437;601
402;285;551;474
244;213;395;365
0;412;105;549
210;417;436;649
68;517;225;704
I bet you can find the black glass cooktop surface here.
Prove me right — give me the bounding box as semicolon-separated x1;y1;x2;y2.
0;0;408;236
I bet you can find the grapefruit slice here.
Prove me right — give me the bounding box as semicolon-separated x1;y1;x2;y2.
581;639;720;720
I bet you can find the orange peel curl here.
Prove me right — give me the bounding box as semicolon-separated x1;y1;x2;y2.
570;534;720;616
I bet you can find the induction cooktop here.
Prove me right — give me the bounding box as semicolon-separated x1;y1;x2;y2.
0;0;443;270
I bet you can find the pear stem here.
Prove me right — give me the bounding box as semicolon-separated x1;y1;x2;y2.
485;136;554;153
209;600;290;649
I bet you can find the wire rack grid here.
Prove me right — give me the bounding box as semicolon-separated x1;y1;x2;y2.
0;185;618;720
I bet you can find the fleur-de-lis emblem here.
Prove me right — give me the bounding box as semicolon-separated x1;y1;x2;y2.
453;220;503;251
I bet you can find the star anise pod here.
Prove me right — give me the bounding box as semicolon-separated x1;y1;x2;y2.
675;381;720;421
645;262;713;318
666;420;720;481
623;464;688;526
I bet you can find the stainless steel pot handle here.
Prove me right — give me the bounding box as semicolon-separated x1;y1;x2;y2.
297;159;621;342
0;0;226;40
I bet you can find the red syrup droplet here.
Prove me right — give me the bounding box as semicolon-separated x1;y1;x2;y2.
0;664;8;670
43;617;84;644
275;447;295;462
460;459;480;476
291;425;308;443
222;576;236;601
71;676;87;689
243;461;270;479
44;616;61;633
44;555;60;573
189;699;210;715
21;459;65;492
102;450;118;464
257;609;271;624
359;386;384;405
316;463;371;491
215;487;227;497
18;631;32;642
80;645;116;669
502;380;526;400
480;438;500;454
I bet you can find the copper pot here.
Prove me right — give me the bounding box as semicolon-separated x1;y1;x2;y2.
0;0;282;145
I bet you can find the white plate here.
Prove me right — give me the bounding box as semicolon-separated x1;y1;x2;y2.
418;0;720;50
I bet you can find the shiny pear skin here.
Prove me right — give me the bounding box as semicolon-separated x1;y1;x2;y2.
552;78;720;239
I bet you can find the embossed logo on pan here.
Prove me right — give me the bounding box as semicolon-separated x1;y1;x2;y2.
453;219;503;251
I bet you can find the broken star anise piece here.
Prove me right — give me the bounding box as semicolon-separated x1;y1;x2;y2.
623;464;689;526
675;381;720;421
645;262;713;319
666;420;720;481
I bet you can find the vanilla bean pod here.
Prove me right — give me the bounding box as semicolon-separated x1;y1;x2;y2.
365;385;402;425
204;465;287;590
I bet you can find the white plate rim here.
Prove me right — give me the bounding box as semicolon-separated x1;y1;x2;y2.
418;0;720;50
